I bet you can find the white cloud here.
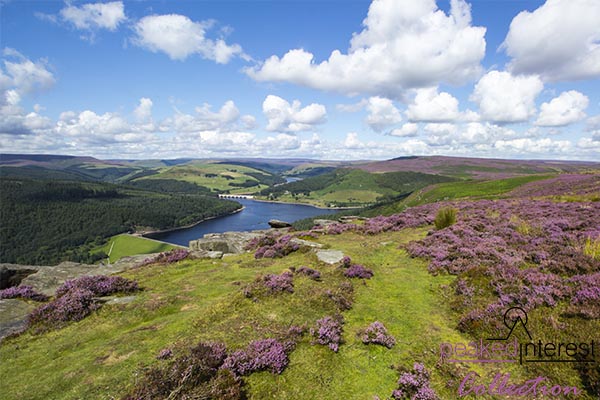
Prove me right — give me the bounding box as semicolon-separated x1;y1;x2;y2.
365;97;402;132
336;99;368;113
535;91;589;126
133;14;243;63
60;1;125;32
245;0;486;96
390;123;419;137
162;100;251;133
0;50;55;135
502;0;600;81
344;132;364;149
134;97;153;122
2;48;55;95
470;71;543;123
494;137;572;155
406;87;461;122
262;95;326;132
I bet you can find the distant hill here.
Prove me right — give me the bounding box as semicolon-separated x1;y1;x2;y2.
356;155;599;179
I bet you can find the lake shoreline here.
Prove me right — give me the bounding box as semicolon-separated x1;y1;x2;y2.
251;197;363;210
139;206;245;239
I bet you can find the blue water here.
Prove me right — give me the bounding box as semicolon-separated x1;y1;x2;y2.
149;199;340;246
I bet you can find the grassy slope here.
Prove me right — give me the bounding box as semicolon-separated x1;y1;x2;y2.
137;162;273;194
0;229;467;400
92;234;181;263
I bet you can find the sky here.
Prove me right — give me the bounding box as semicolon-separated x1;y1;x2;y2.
0;0;599;161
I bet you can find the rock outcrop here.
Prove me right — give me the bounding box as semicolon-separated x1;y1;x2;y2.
268;219;292;228
189;231;265;254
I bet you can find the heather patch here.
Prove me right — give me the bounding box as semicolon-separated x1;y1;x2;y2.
358;321;396;348
222;338;291;376
247;234;301;259
388;362;439;400
310;315;344;352
343;263;374;279
141;248;190;265
294;266;321;281
0;285;48;302
243;271;294;298
124;341;242;400
28;275;140;332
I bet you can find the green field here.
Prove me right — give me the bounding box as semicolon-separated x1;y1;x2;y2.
136;162;278;194
402;174;554;207
93;234;180;263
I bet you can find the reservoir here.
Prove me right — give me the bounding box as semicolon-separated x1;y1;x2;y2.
149;199;341;246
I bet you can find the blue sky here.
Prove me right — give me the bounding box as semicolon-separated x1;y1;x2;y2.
1;0;599;160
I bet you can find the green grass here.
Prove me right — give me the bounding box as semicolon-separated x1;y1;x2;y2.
92;234;180;263
2;224;592;399
403;174;553;207
0;228;467;399
137;162;273;193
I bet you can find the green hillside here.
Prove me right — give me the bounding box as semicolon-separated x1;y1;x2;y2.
135;162;285;194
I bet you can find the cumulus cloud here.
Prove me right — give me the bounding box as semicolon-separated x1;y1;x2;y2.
502;0;600;81
390;123;419;137
535;91;589;127
2;48;55;95
134;97;153;122
406;87;461;122
262;95;327;133
365;97;402;132
245;0;486;96
60;1;126;31
0;50;55;135
132;14;243;63
162;100;253;133
494;137;572;155
470;71;543;123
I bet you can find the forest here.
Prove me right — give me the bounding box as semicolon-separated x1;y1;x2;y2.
0;178;240;265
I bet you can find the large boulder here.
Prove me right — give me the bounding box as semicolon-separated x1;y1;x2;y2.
189;231;264;254
268;219;292;228
316;250;345;264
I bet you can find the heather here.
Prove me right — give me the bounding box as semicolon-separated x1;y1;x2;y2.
358;321;396;348
310;315;344;352
141;248;190;265
222;338;291;376
0;285;48;302
246;233;301;259
389;363;439;400
294;266;321;280
509;173;600;199
243;271;294;298
28;275;140;331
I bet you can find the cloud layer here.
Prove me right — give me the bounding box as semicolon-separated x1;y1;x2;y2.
245;0;486;96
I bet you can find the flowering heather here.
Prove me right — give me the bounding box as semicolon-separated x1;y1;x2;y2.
56;275;139;298
252;234;301;259
28;288;100;329
509;174;600;198
244;271;294;298
28;274;139;331
340;256;352;268
390;363;439;400
344;264;374;279
325;281;354;311
0;285;48;302
310;315;344;352
403;199;600;330
358;321;396;348
142;248;190;265
296;266;321;280
222;338;290;376
263;271;294;293
126;341;238;399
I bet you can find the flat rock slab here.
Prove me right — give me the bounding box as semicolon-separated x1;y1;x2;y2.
316;250;345;264
268;219;292;228
0;299;36;340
